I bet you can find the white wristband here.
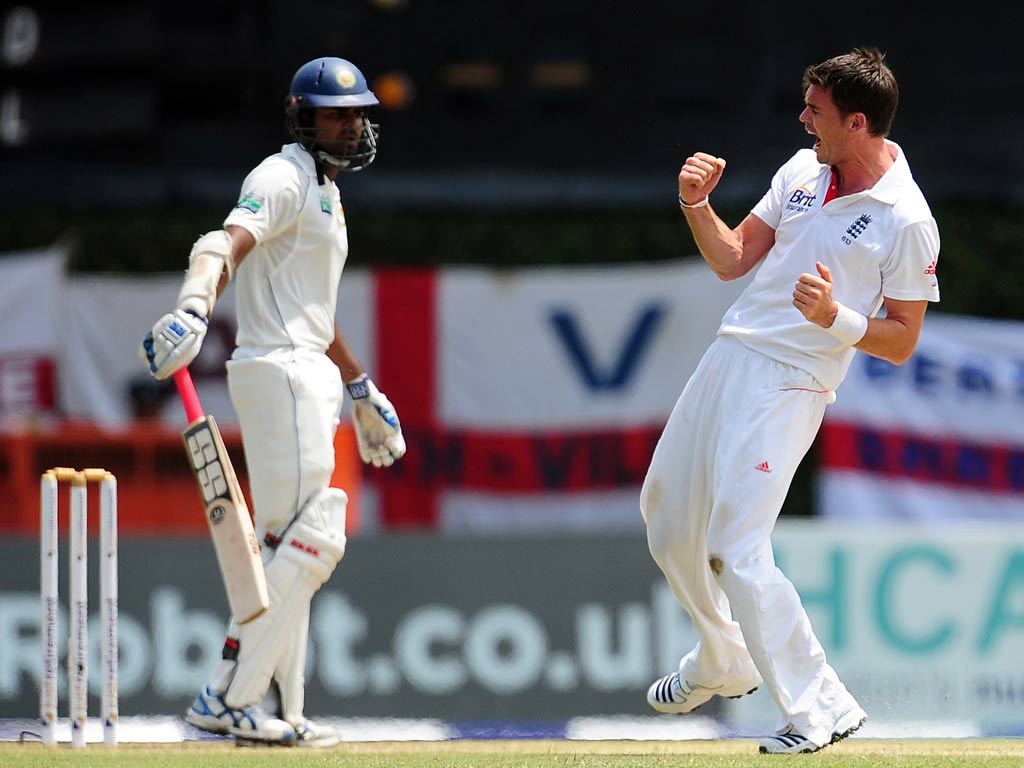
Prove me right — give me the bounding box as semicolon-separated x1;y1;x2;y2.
825;303;868;346
678;193;709;209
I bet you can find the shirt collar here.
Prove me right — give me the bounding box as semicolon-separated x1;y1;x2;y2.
820;139;909;208
863;139;909;205
281;143;320;179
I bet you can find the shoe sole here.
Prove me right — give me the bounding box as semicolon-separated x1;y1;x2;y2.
183;713;230;736
694;686;759;713
828;714;867;746
234;736;297;748
758;713;866;755
650;686;759;715
296;736;341;748
727;686;759;700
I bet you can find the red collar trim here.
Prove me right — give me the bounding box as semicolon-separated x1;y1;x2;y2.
823;168;839;205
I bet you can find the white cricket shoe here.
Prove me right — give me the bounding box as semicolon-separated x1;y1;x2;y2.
758;708;867;754
184;687;232;735
292;717;340;748
646;672;760;714
184;687;296;745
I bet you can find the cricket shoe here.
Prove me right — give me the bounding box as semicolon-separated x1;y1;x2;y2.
184;687;296;745
291;717;340;748
758;707;867;754
646;672;760;714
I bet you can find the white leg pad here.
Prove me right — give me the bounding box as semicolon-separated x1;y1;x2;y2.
274;602;311;723
225;489;347;709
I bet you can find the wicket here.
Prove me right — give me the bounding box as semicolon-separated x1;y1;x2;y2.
39;467;118;748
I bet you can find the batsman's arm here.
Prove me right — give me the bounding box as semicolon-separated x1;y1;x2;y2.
174;368;269;624
326;323;365;382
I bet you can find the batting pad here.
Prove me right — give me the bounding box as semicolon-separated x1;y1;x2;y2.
274;600;312;723
225;489;347;709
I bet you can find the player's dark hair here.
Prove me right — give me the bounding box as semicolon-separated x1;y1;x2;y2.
803;47;898;137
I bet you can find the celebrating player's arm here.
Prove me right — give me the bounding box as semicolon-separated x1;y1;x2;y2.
793;261;928;365
677;152;776;281
327;325;406;469
140;225;255;380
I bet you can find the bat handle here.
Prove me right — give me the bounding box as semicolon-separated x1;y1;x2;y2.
173;368;205;423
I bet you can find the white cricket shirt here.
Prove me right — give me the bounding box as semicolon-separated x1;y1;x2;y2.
719;140;940;391
223;143;348;354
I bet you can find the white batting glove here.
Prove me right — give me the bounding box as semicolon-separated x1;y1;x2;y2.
139;307;208;380
346;374;406;468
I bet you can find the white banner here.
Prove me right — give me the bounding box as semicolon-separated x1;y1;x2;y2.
20;245;1024;530
0;246;65;426
439;261;747;428
726;520;1024;736
53;271;373;430
374;260;751;531
820;312;1024;521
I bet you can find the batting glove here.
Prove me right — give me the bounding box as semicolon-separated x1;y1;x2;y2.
346;374;406;468
139;307;208;380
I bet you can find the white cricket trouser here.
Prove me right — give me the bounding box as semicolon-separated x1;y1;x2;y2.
640;336;862;745
226;347;344;540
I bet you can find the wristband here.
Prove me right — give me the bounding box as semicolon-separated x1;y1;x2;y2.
679;193;709;209
824;303;868;346
346;374;370;400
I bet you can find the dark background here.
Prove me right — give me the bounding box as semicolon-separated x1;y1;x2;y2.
2;3;1022;276
3;3;1023;207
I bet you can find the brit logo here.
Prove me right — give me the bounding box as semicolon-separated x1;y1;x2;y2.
785;186;817;213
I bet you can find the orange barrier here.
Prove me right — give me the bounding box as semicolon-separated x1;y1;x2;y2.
1;421;361;536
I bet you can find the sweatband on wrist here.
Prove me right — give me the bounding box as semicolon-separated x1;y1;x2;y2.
678;193;709;209
825;303;868;346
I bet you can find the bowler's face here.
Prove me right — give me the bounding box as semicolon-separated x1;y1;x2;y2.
799;85;846;165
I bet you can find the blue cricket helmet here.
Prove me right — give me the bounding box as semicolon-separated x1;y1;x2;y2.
285;57;380;171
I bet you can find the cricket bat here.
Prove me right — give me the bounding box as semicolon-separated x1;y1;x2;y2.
173;368;269;624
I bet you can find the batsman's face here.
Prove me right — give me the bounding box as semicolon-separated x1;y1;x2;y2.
800;85;848;165
314;107;366;152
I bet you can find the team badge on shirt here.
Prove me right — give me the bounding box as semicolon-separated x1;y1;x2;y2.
235;194;263;214
320;196;332;214
843;214;873;243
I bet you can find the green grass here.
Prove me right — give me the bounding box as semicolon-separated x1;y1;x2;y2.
1;740;1022;768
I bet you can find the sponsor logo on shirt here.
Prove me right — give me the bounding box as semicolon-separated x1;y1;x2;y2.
235;195;263;214
841;214;873;245
786;186;817;212
320;196;332;214
924;258;937;275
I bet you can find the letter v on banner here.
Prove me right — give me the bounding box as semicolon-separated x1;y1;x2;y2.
548;305;666;391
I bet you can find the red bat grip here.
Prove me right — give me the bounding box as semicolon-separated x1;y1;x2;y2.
174;368;204;423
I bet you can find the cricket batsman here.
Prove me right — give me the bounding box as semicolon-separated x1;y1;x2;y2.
140;56;406;747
